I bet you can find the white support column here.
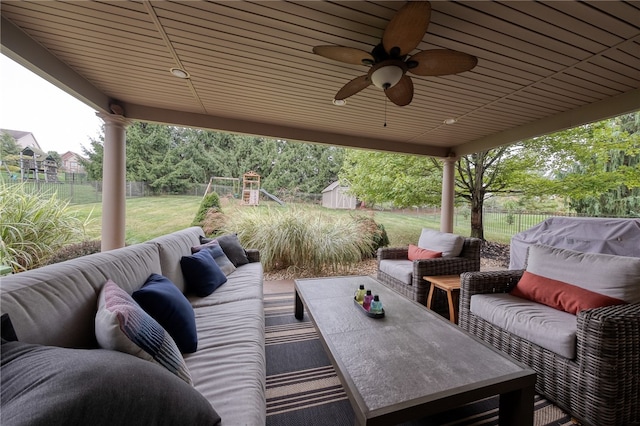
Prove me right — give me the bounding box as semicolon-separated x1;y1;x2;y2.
440;155;457;233
97;112;129;251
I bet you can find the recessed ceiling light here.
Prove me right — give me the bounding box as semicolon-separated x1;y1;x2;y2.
332;99;347;106
170;67;190;79
443;118;457;125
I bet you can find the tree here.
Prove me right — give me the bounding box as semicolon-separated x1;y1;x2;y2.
81;127;105;180
82;122;346;195
457;145;544;239
1;132;22;176
47;151;62;168
529;112;640;217
341;145;545;239
264;142;344;194
340;150;441;207
1;132;21;157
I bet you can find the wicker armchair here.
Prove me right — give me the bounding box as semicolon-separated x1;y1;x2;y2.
459;270;640;426
376;237;481;308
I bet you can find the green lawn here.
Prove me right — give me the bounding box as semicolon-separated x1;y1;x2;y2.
69;196;203;244
68;197;472;247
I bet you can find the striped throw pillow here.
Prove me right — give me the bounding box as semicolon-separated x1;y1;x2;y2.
95;280;192;385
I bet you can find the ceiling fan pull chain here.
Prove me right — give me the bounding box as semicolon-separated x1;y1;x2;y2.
384;96;388;127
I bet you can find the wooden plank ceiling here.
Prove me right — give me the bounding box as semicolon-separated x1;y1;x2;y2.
2;1;639;157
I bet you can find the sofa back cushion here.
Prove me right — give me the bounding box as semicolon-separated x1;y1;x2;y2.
526;244;640;304
0;243;161;348
149;227;205;293
418;228;464;258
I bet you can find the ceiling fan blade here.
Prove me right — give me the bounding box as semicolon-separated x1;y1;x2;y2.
313;46;374;66
335;75;372;100
408;49;478;76
382;1;431;57
385;75;413;106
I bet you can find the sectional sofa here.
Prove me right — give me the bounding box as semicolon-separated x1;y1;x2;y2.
1;227;265;426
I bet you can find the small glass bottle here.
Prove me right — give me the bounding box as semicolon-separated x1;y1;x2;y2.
363;290;373;311
370;295;382;314
355;284;366;304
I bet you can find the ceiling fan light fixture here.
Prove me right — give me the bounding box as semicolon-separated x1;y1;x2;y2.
371;65;403;89
170;67;190;79
332;99;347;106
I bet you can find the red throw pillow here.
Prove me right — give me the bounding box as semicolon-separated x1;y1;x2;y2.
408;244;442;261
510;271;627;315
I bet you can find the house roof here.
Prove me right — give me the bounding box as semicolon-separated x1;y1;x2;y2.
1;128;42;151
322;181;342;193
2;1;638;158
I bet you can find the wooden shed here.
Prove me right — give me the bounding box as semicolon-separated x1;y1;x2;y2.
322;181;356;210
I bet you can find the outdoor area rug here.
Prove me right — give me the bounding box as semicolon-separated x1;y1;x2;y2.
265;292;577;426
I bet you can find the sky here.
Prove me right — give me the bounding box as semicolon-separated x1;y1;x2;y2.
0;54;103;155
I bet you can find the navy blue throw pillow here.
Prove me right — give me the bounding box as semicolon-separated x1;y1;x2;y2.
180;249;227;297
132;274;198;353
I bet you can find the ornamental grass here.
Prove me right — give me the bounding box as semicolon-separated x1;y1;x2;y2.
0;183;87;272
223;207;376;275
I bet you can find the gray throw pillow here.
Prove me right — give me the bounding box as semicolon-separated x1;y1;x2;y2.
0;341;221;426
201;234;249;267
191;240;237;276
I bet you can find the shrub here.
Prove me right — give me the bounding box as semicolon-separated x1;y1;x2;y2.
191;192;222;233
41;240;102;266
223;207;374;275
0;183;86;272
353;215;389;257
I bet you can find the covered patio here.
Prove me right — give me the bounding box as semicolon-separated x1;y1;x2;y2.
1;1;638;250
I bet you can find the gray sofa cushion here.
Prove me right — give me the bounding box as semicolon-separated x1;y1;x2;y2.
188;262;264;308
526;244;640;303
378;259;413;285
470;293;577;359
187;298;266;426
418;228;464;257
149;227;205;293
0;243;161;348
1;341;221;426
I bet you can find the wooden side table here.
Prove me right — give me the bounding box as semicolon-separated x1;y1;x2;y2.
424;275;461;324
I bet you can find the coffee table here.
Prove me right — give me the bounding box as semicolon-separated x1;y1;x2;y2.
294;275;535;426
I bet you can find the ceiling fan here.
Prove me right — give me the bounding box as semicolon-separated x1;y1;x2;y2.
313;1;477;107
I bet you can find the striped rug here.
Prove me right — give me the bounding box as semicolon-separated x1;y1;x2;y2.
265;292;576;426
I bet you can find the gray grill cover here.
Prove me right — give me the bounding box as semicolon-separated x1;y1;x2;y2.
509;217;640;269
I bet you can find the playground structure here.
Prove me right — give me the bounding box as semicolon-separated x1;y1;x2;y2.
18;147;59;182
202;172;285;206
242;171;260;205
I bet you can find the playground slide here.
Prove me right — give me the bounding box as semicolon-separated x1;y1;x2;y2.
259;189;285;205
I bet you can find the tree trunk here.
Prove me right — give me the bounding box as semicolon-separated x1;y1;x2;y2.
470;152;485;240
470;195;484;240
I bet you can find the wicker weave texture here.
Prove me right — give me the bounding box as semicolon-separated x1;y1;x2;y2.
459;271;640;426
376;238;481;310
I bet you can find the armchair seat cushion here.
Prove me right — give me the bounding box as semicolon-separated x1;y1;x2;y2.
471;293;577;359
379;260;413;285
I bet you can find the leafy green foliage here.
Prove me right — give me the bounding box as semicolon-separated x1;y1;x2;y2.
0;183;87;271
222;207;375;275
82;123;344;195
340;150;441;207
192;192;222;230
1;132;21;157
527;112;640;216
